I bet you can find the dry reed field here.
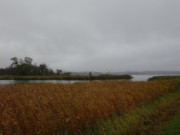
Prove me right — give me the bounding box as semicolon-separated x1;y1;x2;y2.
0;79;179;134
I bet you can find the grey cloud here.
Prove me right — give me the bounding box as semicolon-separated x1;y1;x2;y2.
0;0;180;72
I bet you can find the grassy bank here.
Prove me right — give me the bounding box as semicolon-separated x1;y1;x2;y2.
156;107;180;135
0;79;180;134
79;89;180;135
148;76;180;81
0;74;132;80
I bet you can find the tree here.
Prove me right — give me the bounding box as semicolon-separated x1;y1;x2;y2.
24;57;33;65
39;64;48;75
89;72;93;80
10;57;18;68
0;57;57;76
56;69;62;75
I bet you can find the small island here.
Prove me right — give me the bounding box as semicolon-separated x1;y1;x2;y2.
0;57;132;80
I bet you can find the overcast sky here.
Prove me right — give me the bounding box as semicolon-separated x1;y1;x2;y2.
0;0;180;72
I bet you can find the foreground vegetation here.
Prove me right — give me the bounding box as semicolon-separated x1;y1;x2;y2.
156;105;180;135
0;74;132;80
80;90;180;135
1;78;180;135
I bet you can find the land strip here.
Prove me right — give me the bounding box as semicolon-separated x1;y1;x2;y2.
0;74;132;80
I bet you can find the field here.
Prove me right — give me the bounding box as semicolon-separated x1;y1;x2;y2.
0;78;180;135
0;74;132;80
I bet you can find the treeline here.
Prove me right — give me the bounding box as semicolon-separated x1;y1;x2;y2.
0;57;62;76
0;57;133;80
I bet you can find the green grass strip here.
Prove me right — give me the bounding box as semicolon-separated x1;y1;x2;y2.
148;76;180;81
156;107;180;135
76;90;180;135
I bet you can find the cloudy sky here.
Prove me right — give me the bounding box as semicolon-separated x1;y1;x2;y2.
0;0;180;72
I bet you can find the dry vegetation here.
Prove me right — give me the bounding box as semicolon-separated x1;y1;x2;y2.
0;79;179;134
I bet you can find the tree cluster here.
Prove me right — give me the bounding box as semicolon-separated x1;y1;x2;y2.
0;57;62;76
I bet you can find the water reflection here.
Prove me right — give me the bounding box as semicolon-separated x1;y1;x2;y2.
0;80;90;85
131;75;155;81
0;75;161;85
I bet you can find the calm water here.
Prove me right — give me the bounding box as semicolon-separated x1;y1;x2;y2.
0;80;91;85
131;75;156;81
0;75;159;85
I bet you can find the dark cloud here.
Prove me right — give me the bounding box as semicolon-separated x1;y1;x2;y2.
0;0;180;72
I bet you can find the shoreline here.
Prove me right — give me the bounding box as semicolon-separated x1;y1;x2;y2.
0;74;132;80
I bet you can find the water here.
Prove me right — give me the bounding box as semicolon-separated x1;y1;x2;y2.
0;75;177;85
0;79;131;85
131;75;156;81
0;80;90;85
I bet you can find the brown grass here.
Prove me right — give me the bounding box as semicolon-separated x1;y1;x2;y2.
0;79;179;134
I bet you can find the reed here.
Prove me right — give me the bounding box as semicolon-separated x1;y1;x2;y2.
0;79;180;134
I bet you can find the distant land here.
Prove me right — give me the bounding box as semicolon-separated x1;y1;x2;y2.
70;71;180;76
